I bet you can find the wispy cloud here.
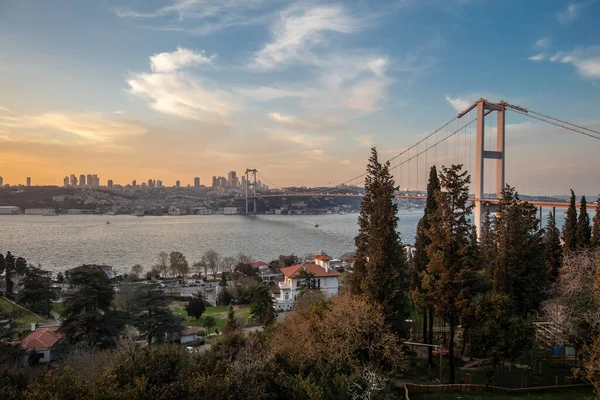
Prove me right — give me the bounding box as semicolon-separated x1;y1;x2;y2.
251;4;360;70
357;135;373;148
267;112;343;131
127;48;237;120
266;128;333;147
529;53;545;62
150;47;214;72
549;46;600;79
556;2;585;24
536;37;551;49
445;95;471;112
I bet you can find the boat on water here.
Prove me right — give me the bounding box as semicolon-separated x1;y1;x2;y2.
132;211;145;217
106;211;116;216
314;223;320;228
106;221;111;225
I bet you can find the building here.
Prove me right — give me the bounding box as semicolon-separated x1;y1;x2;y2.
70;174;78;187
223;207;238;215
0;176;3;187
176;180;181;188
107;180;113;188
26;177;31;187
194;177;200;188
24;208;56;215
274;261;341;311
157;180;163;188
0;206;21;215
80;174;86;187
227;171;237;187
132;180;137;187
63;176;69;187
19;325;63;364
179;326;205;344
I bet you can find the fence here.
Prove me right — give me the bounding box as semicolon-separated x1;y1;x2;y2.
403;383;592;399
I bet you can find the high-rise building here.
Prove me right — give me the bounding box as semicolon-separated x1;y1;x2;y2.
92;174;99;187
0;176;3;187
107;180;113;188
132;180;137;187
141;182;147;188
157;180;163;188
219;177;226;187
70;174;78;187
148;179;154;188
87;174;92;187
176;180;181;188
80;174;86;187
194;177;200;188
227;171;237;187
212;176;218;188
26;177;31;187
63;176;68;187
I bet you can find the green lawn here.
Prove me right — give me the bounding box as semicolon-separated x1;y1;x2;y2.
51;301;66;316
0;296;45;324
173;305;254;333
409;387;592;400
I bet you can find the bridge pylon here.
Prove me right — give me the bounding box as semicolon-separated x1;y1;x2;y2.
245;169;257;214
458;99;506;236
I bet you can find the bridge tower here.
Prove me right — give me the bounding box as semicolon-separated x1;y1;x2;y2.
458;99;506;236
245;169;257;214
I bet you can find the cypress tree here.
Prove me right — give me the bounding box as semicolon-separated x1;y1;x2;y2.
423;164;476;384
224;303;238;334
493;185;546;316
543;212;563;281
348;147;408;334
410;166;440;365
563;190;578;254
577;196;592;248
592;197;600;249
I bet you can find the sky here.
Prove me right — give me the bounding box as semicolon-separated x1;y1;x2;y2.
0;0;599;195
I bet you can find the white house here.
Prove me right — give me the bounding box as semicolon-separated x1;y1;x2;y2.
20;325;63;364
275;261;341;311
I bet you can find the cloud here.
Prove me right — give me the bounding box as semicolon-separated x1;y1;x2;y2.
150;47;214;72
251;4;360;69
127;48;237;120
340;159;351;165
536;37;551;49
267;128;333;147
445;96;471;112
556;2;584;24
529;53;545;62
549;46;600;79
357;135;373;148
267;112;344;131
0;107;147;145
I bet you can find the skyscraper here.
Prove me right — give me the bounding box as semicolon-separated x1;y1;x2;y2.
87;174;93;187
70;174;78;187
157;180;163;188
107;180;113;188
176;180;181;188
227;171;237;187
26;177;31;187
63;176;68;187
80;174;86;187
212;176;218;188
194;177;200;188
92;174;99;187
148;179;153;188
0;176;3;187
132;180;137;187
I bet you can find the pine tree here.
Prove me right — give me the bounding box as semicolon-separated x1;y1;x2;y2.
493;186;547;316
219;271;228;287
410;166;440;365
133;284;183;347
563;190;578;254
543;212;563;280
592;197;600;249
223;303;238;334
577;196;592;248
423;164;476;384
19;266;58;317
479;209;496;276
185;296;206;320
348;147;408;334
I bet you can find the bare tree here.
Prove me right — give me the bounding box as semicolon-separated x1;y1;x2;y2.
221;256;236;274
204;250;221;280
237;253;253;265
131;264;143;278
192;261;205;278
156;251;169;278
543;250;600;348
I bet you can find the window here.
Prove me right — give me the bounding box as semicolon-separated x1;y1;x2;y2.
318;279;321;288
285;292;289;300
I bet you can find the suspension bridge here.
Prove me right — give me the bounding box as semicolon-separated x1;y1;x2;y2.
244;99;600;234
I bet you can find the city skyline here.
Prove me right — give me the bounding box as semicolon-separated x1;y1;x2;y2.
0;1;599;195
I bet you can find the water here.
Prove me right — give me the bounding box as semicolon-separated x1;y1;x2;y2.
0;211;424;275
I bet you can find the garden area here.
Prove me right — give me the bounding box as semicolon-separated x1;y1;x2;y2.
172;303;254;333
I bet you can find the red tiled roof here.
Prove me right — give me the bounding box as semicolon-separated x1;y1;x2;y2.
182;326;205;336
21;327;62;350
314;254;332;261
250;261;269;269
280;263;341;278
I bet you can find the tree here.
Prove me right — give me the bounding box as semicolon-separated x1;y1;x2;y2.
410;165;440;365
422;164;476;384
479;208;496;273
297;268;317;295
217;287;233;306
493;186;547;316
131;264;143;279
61;265;125;347
277;254;299;269
19;266;58;317
186;296;206;320
56;271;65;283
348;147;408;334
234;262;255;276
204;315;217;333
593;197;600;249
219;271;228;287
203;250;220;280
577;196;592;248
133;284;183;347
563;189;578;254
221;256;236;274
169;251;189;277
224;303;238;333
543;212;563;281
250;284;275;324
156;251;169;278
3;252;27;294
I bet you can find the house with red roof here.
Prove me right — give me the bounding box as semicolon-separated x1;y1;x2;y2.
20;325;63;364
275;255;341;311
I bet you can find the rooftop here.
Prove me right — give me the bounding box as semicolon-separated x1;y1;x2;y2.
280;263;341;278
250;261;269;269
21;326;62;350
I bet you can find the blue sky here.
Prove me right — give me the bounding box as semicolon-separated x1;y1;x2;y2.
0;0;599;195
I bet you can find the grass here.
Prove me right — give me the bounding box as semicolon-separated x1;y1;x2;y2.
0;296;45;324
51;301;66;316
172;305;255;333
409;386;592;399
